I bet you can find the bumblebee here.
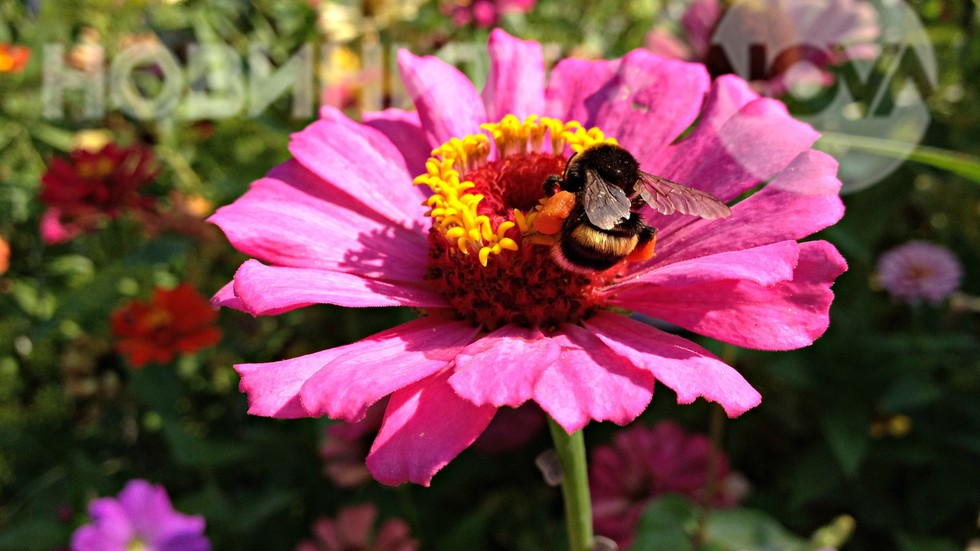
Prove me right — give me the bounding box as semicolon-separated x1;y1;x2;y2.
534;143;731;273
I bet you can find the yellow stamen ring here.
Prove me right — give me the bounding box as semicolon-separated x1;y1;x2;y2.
413;115;616;267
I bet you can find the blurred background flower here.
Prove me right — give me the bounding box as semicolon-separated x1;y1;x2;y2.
875;240;963;305
295;503;418;551
39;142;158;244
590;421;744;547
441;0;537;28
319;400;386;488
110;283;221;368
71;479;210;551
0;236;9;275
0;43;30;73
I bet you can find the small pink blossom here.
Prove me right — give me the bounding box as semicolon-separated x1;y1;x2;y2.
443;0;536;28
877;241;963;305
296;504;418;551
590;421;743;547
212;30;846;486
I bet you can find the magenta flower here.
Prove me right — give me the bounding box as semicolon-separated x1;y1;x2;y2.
646;0;879;96
590;421;742;547
877;241;963;305
71;479;209;551
296;504;418;551
211;30;846;486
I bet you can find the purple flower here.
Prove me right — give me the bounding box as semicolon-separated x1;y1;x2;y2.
877;241;963;305
71;480;210;551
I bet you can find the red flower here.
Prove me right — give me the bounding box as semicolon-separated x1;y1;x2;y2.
39;143;157;244
111;284;222;368
590;421;744;547
0;43;30;73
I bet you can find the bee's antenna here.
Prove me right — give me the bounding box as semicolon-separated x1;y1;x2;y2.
562;151;578;178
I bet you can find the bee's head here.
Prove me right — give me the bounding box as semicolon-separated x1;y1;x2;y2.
583;143;640;190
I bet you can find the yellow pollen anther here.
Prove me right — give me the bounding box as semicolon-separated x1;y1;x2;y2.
415;115;615;267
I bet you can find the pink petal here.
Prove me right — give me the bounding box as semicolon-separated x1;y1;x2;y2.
288;108;427;227
210;162;429;278
211;280;245;312
696;75;760;133
609;241;847;351
366;368;496;486
362;108;431;178
544;57;621;124
231;259;448;315
449;324;561;407
40;208;82;244
653;96;820;205
590;51;710;166
236;348;346;418
482;29;546;122
682;0;723;57
300;316;479;422
397;49;487;148
614;241;801;292
653;150;845;265
532;324;655;433
584;312;761;417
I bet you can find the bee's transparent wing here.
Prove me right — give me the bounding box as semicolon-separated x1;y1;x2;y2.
639;172;732;219
581;167;632;230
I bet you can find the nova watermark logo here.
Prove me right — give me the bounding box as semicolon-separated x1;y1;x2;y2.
708;0;936;192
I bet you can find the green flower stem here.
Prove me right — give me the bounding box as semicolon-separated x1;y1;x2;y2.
547;416;594;551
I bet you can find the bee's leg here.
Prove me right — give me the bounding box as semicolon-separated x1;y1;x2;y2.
543;175;563;197
533;191;576;235
627;225;657;263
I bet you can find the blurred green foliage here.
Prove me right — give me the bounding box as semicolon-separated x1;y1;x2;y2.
0;0;977;550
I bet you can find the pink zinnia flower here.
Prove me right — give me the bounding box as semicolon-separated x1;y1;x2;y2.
71;479;210;551
296;503;418;551
646;0;879;96
212;30;846;485
590;421;742;547
877;240;962;305
39;142;158;244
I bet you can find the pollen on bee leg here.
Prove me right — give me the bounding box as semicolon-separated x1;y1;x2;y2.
626;234;657;263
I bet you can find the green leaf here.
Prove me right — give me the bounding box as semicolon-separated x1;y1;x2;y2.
629;495;698;551
895;534;961;551
820;406;871;477
879;375;942;411
160;417;252;467
0;519;69;551
704;509;809;551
